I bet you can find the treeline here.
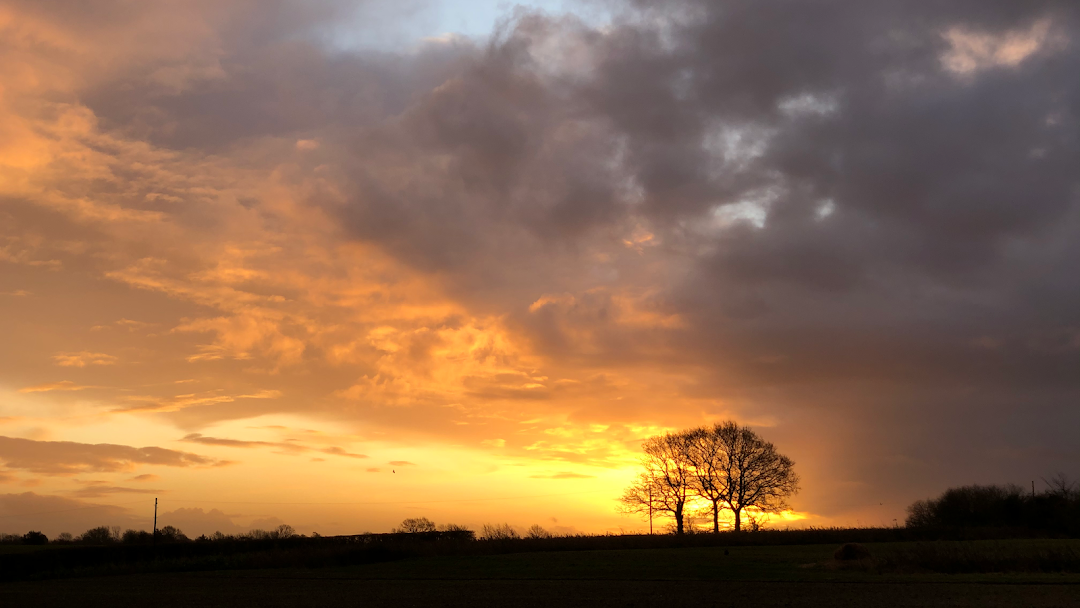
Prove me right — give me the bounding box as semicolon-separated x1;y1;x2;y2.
0;518;564;547
0;523;301;546
906;475;1080;535
390;517;559;540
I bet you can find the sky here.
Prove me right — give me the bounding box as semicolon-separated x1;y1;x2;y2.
0;0;1078;538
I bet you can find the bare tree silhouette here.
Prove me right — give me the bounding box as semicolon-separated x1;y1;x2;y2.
686;426;729;533
526;524;553;539
621;423;799;533
712;422;799;531
619;432;696;534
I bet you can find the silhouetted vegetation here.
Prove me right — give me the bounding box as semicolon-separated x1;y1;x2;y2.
620;422;799;533
393;517;436;533
906;475;1080;535
526;525;553;539
480;523;520;540
77;526;119;545
22;531;48;545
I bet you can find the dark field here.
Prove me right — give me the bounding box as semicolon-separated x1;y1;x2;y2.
2;540;1079;607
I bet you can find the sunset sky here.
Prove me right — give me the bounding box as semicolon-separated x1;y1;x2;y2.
1;0;1078;538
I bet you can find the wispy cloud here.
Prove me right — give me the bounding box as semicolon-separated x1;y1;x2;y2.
19;381;101;393
52;351;118;367
528;472;596;480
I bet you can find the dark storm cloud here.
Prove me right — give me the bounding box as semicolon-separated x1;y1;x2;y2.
291;0;1080;400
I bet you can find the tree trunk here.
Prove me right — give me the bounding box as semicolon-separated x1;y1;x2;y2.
712;503;720;533
733;508;742;531
675;505;684;535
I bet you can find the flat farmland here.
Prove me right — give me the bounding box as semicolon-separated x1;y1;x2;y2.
2;541;1078;607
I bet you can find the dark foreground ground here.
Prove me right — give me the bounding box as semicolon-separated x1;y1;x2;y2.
2;542;1079;607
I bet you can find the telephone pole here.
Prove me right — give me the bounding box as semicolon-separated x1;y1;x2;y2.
153;498;158;545
648;486;653;535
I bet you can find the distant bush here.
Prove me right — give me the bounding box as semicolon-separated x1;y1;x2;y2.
22;531;48;545
78;526;120;545
480;523;519;540
53;532;74;544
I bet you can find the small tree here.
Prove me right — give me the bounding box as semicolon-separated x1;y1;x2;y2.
713;422;799;531
480;523;519;540
394;517;437;533
619;432;695;534
525;524;553;539
269;524;296;539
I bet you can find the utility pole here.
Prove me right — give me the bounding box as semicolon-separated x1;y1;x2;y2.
643;488;652;535
153;498;158;545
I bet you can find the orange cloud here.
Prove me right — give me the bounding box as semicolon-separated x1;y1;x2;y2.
52;352;118;367
18;381;100;393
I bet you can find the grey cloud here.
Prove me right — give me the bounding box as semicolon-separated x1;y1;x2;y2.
0;492;146;537
0;436;227;475
181;434;367;458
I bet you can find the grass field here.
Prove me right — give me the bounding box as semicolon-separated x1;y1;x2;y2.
2;540;1078;607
